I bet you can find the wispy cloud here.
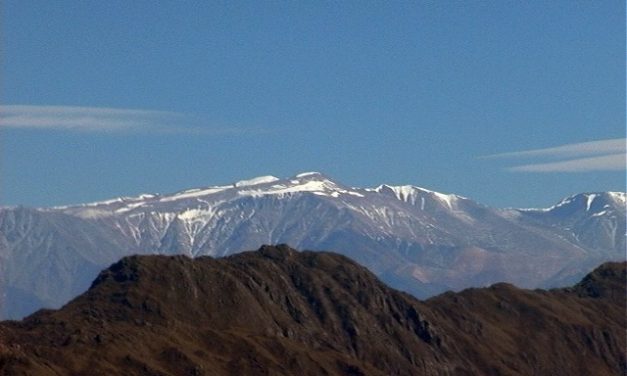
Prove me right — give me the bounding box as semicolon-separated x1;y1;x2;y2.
0;105;269;135
481;138;626;173
508;153;625;172
481;138;626;160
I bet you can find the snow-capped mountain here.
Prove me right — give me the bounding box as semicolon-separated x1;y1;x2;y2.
1;172;625;319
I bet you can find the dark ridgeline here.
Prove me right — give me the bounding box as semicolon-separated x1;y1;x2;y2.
1;245;624;375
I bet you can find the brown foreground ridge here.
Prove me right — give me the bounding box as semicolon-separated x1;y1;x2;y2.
0;244;624;375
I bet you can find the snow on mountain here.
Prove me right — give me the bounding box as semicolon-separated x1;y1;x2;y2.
607;191;626;206
234;175;280;187
510;192;626;259
237;174;365;198
518;192;626;223
56;173;462;219
1;172;624;320
372;184;466;210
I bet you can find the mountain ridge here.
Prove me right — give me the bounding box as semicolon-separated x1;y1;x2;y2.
44;171;624;214
1;172;624;319
1;245;624;375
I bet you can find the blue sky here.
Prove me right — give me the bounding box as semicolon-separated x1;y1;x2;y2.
1;1;625;208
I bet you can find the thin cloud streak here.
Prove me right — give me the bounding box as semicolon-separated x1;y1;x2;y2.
480;138;626;173
508;153;626;173
0;105;270;135
0;105;180;132
481;138;626;159
0;105;177;117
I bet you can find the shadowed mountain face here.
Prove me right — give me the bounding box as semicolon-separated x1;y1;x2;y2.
1;172;625;319
0;245;624;376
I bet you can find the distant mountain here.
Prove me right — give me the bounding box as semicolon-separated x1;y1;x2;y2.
0;246;624;375
0;172;624;319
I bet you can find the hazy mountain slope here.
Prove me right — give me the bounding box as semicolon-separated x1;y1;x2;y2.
0;246;624;375
1;173;624;319
513;192;626;255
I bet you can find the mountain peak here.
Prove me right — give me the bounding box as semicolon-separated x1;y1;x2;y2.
538;191;627;214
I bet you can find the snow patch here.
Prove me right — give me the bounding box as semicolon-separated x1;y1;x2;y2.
72;208;111;219
114;202;147;214
585;194;598;211
608;192;626;206
161;186;229;202
178;208;214;221
238;179;364;198
234;175;280;187
432;191;457;209
541;196;576;212
295;171;322;178
375;184;460;209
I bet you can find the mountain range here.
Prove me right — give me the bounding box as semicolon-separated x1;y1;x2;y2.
1;172;625;319
1;245;624;375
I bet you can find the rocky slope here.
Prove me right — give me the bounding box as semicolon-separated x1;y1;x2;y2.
0;245;624;375
1;172;625;319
